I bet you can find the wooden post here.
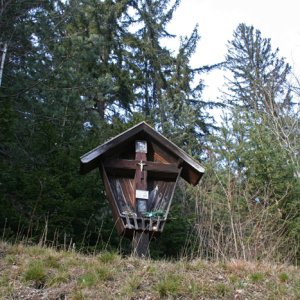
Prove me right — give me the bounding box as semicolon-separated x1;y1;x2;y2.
132;231;150;258
132;140;150;257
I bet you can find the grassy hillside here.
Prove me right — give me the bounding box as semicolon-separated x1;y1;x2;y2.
0;241;300;299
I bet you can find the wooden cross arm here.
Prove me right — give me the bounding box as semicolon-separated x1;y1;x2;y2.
103;159;180;175
103;159;136;170
146;161;179;174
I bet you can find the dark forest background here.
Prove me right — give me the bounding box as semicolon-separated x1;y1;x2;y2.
1;0;299;262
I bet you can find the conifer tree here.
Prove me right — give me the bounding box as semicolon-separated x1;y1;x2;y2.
128;0;179;117
226;23;292;115
128;0;213;154
58;0;134;121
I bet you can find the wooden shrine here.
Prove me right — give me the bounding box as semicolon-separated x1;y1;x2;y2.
79;122;205;256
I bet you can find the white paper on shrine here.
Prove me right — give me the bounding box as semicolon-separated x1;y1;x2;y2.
136;190;149;199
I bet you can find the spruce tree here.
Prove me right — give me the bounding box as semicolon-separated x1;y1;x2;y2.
225;23;292;115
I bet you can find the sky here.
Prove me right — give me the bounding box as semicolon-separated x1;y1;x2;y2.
164;0;300;103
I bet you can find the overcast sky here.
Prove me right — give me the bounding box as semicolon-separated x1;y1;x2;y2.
164;0;300;103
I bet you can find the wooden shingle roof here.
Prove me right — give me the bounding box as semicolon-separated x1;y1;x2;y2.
80;122;205;185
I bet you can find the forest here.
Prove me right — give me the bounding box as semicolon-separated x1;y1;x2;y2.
1;0;300;263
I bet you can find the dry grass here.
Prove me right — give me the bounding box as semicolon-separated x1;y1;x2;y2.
0;241;300;299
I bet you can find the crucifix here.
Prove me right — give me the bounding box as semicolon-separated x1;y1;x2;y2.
137;160;147;175
137;160;146;172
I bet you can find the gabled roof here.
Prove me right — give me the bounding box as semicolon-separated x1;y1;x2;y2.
80;122;205;185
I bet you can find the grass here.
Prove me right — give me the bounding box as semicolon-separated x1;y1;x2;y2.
122;275;142;296
78;272;97;288
278;272;289;283
249;272;265;283
95;266;114;281
0;240;300;299
97;251;119;264
156;274;183;297
23;260;47;288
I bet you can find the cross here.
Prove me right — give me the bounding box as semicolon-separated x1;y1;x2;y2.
137;160;147;172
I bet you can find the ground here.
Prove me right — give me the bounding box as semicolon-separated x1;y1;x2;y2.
0;241;300;299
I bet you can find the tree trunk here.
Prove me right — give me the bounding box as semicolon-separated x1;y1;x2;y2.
0;43;7;87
